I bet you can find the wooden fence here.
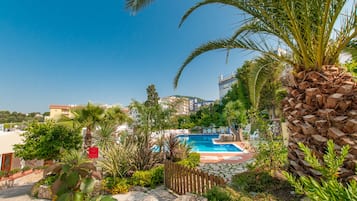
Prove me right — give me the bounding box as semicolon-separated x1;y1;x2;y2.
164;161;226;195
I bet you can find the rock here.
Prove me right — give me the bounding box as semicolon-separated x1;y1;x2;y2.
130;186;149;192
143;195;160;201
37;185;52;200
113;192;158;201
174;193;207;201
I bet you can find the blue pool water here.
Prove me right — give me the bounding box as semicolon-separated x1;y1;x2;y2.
177;134;243;153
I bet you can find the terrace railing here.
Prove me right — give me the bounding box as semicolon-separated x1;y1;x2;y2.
164;161;226;195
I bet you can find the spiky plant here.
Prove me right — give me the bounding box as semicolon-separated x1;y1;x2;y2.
44;150;104;200
173;0;357;180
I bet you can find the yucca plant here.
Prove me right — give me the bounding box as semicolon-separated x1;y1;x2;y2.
166;133;181;161
97;143;135;178
94;120;117;150
126;0;357;179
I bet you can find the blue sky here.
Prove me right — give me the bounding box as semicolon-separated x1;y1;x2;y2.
0;0;256;113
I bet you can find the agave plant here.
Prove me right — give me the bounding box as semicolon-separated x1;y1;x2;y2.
44;150;113;201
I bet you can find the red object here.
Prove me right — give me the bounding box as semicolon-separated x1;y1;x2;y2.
88;146;99;159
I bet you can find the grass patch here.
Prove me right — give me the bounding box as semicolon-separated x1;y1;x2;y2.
205;171;302;201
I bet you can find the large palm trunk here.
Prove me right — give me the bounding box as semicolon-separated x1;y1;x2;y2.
283;66;357;181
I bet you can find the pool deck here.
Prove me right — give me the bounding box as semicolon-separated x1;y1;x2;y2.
200;141;255;164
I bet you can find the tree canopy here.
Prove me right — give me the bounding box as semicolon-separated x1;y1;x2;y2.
14;121;82;161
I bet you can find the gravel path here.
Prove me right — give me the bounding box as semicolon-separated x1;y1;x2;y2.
0;171;176;201
0;171;45;201
113;186;177;201
0;184;176;201
0;183;48;201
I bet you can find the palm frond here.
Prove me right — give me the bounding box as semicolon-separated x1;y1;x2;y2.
179;0;242;28
178;0;356;80
248;55;283;109
125;0;155;14
174;37;291;88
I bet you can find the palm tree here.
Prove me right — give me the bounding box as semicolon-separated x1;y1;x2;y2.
223;100;247;141
72;103;105;149
173;0;356;180
126;0;357;180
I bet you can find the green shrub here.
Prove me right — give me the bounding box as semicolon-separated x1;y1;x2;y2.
9;168;21;175
151;165;164;186
22;166;31;171
283;140;357;201
231;171;280;193
250;135;287;171
0;170;6;177
131;165;164;188
132;170;152;187
204;186;242;201
34;165;46;170
103;177;131;194
177;152;200;168
41;174;58;186
112;180;130;194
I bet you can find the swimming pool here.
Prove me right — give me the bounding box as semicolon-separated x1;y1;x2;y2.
177;134;243;153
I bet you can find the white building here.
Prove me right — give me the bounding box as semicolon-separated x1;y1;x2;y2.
159;96;190;115
218;73;237;100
